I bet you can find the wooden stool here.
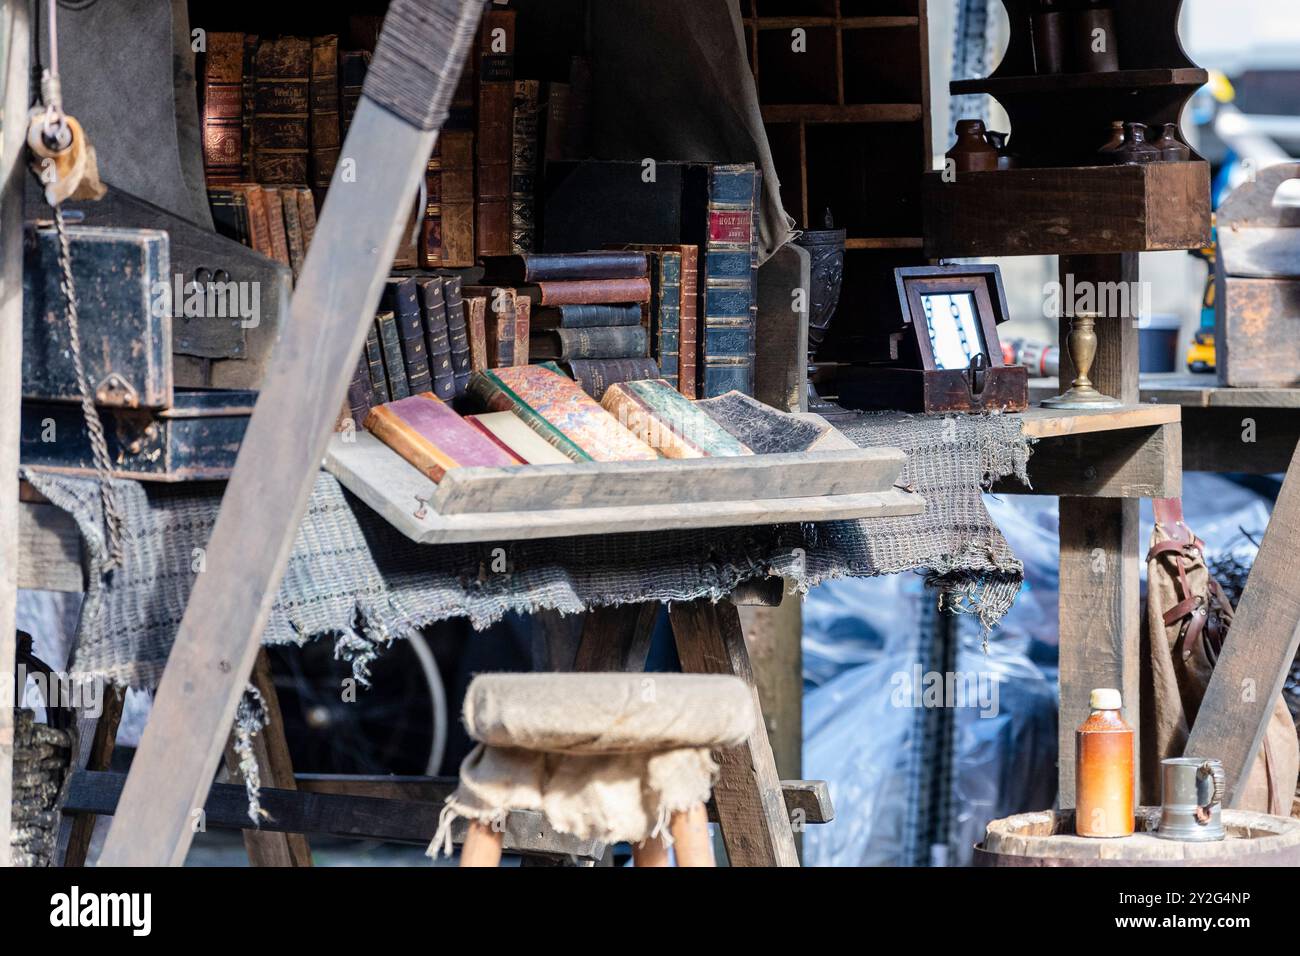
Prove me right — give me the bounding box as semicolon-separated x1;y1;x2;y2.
434;673;756;867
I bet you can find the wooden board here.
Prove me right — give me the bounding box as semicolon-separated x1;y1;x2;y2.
1055;254;1142;808
997;422;1181;499
97;1;485;867
1036;373;1300;409
429;447;905;514
0;0;32;869
325;431;924;544
1185;440;1300;806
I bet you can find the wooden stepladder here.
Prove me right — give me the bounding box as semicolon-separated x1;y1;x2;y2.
97;0;487;866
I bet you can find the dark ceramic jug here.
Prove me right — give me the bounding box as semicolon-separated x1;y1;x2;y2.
947;119;999;173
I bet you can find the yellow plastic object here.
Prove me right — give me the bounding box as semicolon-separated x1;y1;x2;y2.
1186;331;1215;373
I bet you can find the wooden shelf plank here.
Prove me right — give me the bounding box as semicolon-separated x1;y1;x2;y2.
845;236;924;250
951;67;1209;97
748;16;919;30
1033;373;1300;409
1019;403;1180;439
762;103;922;124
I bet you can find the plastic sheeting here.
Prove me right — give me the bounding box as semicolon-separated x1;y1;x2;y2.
802;473;1275;867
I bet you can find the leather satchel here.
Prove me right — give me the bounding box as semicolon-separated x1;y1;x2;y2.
1139;498;1298;814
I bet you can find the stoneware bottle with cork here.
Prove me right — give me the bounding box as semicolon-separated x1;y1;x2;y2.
1075;688;1134;837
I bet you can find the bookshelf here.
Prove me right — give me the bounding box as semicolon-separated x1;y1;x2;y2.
740;0;933;366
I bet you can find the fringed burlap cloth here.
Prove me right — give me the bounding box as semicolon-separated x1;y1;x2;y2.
430;673;754;853
22;411;1030;689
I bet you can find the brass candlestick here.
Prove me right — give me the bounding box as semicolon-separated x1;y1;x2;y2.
1040;311;1123;408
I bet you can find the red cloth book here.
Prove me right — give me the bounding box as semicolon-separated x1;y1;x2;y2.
364;392;518;482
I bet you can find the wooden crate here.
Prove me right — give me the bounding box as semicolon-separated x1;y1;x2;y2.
1215;162;1300;388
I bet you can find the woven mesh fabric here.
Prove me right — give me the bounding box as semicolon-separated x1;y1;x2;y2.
21;411;1030;690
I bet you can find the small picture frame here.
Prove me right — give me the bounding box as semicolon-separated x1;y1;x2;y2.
893;264;1011;373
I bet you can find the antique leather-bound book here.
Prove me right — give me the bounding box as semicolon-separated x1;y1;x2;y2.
510;80;540;253
440;275;472;393
513;295;531;367
308;35;340;207
295;188;317;248
463;286;516;367
468;364;659;462
339;49;370;135
420;144;443;267
481;251;648;284
531;303;643;330
416;277;456;401
345;351;372;426
364;393;518;483
562;357;661;401
232;183;274;258
364;325;390;406
262;188;292;267
382;278;432;395
437;130;475;267
201;32;244;185
475;9;515;258
464;411;570;464
600;379;751;459
465;295;489;373
375;310;410;400
530;326;649;362
252;37;310;184
207;187;250;245
239;34;259;180
541;81;570;164
684;164;758;397
281;190;305;279
695;391;831;454
513;277;652;307
618;244;698;398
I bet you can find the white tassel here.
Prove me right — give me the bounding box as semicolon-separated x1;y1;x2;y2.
428;801;460;859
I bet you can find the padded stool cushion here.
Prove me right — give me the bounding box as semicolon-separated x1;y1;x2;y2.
463;672;755;754
429;672;757;852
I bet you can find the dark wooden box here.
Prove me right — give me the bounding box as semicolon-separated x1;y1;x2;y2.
23;224;172;409
20;389;254;482
835;365;1029;414
923;162;1211;259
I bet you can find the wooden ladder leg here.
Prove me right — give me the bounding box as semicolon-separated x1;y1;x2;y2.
631;835;670;867
669;598;800;867
572;602;660;673
223;649;312;867
459;820;503;867
57;685;125;866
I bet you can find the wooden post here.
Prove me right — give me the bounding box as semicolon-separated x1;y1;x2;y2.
669;598;800;867
630;834;670;867
58;686;125;866
1055;253;1141;807
1185;441;1300;806
0;0;32;870
98;0;484;866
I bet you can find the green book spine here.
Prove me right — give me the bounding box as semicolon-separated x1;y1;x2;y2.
467;369;593;461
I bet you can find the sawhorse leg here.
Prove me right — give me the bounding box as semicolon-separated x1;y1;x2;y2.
57;685;125;866
670;598;800;867
223;649;312;867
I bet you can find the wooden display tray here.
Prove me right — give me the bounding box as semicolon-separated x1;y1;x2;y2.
324;431;924;545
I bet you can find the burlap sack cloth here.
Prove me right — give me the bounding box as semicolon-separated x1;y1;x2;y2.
1140;499;1299;814
430;673;754;855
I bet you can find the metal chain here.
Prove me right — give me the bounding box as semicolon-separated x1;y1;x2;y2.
53;204;125;570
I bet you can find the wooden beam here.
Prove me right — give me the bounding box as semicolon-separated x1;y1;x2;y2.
992;422;1181;498
1185;441;1300;806
1055;254;1142;807
69;771;604;860
293;773;836;825
669;598;800;866
0;0;32;870
572;602;659;673
98;0;484;866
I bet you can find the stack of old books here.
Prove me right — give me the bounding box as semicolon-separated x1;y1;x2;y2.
363;364;778;480
475;251;674;400
344;275;473;428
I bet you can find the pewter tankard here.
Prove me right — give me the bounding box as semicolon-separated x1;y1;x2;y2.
1155;757;1226;841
